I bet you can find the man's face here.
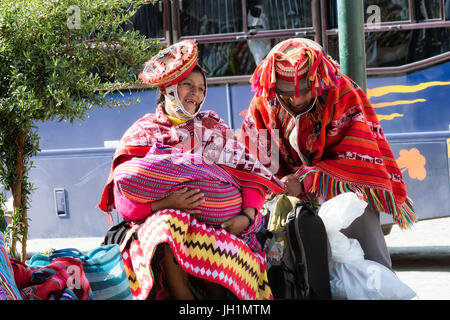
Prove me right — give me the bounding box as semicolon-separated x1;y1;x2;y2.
275;78;314;116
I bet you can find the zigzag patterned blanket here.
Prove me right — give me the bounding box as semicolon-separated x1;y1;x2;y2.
122;209;273;300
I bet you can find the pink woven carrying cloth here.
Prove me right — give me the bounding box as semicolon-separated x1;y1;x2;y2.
114;143;242;224
114;143;264;251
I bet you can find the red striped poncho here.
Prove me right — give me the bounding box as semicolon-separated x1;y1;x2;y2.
241;73;416;229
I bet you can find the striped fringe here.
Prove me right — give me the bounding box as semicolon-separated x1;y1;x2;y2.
295;167;417;229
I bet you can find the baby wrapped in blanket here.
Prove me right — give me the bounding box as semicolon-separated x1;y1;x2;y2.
113;143;245;227
113;143;268;252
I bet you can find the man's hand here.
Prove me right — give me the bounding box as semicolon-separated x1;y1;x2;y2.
151;187;205;214
280;174;304;197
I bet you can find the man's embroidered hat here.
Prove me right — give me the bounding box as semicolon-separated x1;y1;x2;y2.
250;38;341;100
139;40;198;87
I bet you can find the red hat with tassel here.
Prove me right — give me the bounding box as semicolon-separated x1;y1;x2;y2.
250;38;341;100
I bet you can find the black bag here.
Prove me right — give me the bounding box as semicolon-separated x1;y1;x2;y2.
101;220;137;248
260;200;331;300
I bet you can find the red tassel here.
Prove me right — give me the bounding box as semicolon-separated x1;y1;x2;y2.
294;61;300;98
308;49;322;79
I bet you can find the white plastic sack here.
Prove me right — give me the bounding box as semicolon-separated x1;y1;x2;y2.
319;193;417;300
329;260;417;300
319;192;368;232
318;192;367;264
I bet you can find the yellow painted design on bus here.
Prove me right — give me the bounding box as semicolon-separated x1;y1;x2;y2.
367;81;450;99
370;81;450;121
377;113;404;121
372;99;426;109
447;139;450;158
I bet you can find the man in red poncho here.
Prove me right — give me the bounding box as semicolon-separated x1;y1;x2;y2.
241;38;417;269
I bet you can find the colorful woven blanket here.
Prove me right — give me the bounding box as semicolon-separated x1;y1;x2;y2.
114;143;265;252
11;257;93;300
114;143;243;226
122;209;273;300
242;74;416;229
0;232;21;300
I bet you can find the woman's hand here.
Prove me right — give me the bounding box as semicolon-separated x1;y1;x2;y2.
280;174;304;197
151;187;205;214
221;207;256;235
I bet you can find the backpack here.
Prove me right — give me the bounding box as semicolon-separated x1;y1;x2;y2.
259;196;331;300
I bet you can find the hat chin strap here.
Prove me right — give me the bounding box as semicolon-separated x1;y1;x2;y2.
164;84;206;121
276;94;317;118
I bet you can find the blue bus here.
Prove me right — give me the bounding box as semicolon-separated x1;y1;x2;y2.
15;0;450;239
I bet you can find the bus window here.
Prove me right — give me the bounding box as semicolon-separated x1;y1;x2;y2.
328;1;409;28
179;0;243;36
197;41;256;77
325;0;450;70
365;0;409;22
447;0;450;20
249;0;312;30
405;27;450;63
328;27;450;68
326;34;339;63
415;0;442;20
327;0;338;29
329;1;449;26
123;1;166;39
178;0;313;37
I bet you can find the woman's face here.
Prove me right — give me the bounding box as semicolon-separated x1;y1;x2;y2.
175;71;206;114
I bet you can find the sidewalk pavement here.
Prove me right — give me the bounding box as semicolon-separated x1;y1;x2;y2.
384;217;450;300
21;237;105;258
385;216;450;264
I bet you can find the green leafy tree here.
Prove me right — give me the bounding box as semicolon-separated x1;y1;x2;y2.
0;0;161;260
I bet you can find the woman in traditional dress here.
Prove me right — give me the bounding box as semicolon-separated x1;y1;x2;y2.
240;38;417;269
98;40;284;300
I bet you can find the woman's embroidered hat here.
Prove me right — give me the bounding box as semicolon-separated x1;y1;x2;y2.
139;40;199;87
250;38;341;100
